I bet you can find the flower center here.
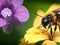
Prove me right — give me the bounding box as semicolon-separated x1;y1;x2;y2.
1;8;12;18
49;34;54;41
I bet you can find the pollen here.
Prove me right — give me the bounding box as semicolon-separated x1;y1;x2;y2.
1;8;12;18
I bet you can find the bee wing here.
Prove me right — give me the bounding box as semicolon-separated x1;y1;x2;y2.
33;10;45;28
46;4;60;14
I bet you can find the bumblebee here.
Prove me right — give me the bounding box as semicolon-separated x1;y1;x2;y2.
35;9;60;35
34;4;60;35
41;9;60;34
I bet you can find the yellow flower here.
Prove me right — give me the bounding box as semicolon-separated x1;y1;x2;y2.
24;4;60;45
19;38;35;45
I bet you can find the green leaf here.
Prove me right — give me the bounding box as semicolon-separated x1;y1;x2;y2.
35;40;45;45
56;42;60;45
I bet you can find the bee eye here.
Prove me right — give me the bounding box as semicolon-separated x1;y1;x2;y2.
47;14;52;18
48;15;51;17
44;19;47;22
46;14;52;19
42;18;49;28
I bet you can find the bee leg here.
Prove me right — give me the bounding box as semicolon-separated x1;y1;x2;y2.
53;19;58;36
58;23;60;32
49;22;53;35
50;27;52;36
48;22;53;36
48;24;53;40
54;19;57;33
59;25;60;32
52;23;57;36
42;23;51;33
54;23;57;31
46;23;51;32
50;27;54;40
37;24;42;29
48;23;51;28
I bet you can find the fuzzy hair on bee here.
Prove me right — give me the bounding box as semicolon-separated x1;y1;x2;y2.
35;4;60;35
42;10;60;31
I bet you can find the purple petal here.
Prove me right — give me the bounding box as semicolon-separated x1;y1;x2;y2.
12;17;22;30
11;0;23;9
0;18;7;27
2;16;13;34
0;0;7;9
14;6;30;22
2;22;13;34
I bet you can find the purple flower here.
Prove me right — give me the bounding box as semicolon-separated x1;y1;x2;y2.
0;0;30;34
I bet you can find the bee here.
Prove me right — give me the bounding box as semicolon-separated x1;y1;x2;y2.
36;9;60;35
35;4;60;35
42;9;60;31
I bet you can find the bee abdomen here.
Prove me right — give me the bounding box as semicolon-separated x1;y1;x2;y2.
53;10;60;18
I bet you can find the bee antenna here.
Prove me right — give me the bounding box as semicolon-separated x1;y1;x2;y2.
37;24;43;29
34;13;43;18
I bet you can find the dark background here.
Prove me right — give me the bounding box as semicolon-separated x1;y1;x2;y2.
0;0;60;45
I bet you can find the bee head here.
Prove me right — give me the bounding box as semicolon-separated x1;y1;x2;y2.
42;14;52;28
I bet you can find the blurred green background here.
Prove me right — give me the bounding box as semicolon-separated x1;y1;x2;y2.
0;0;60;45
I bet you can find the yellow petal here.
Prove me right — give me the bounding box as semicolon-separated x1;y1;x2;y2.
26;27;45;34
54;32;60;37
20;38;26;44
33;10;45;28
24;33;49;43
46;4;60;14
20;38;35;45
37;10;45;16
52;31;60;42
53;37;60;42
26;27;36;34
41;40;57;45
